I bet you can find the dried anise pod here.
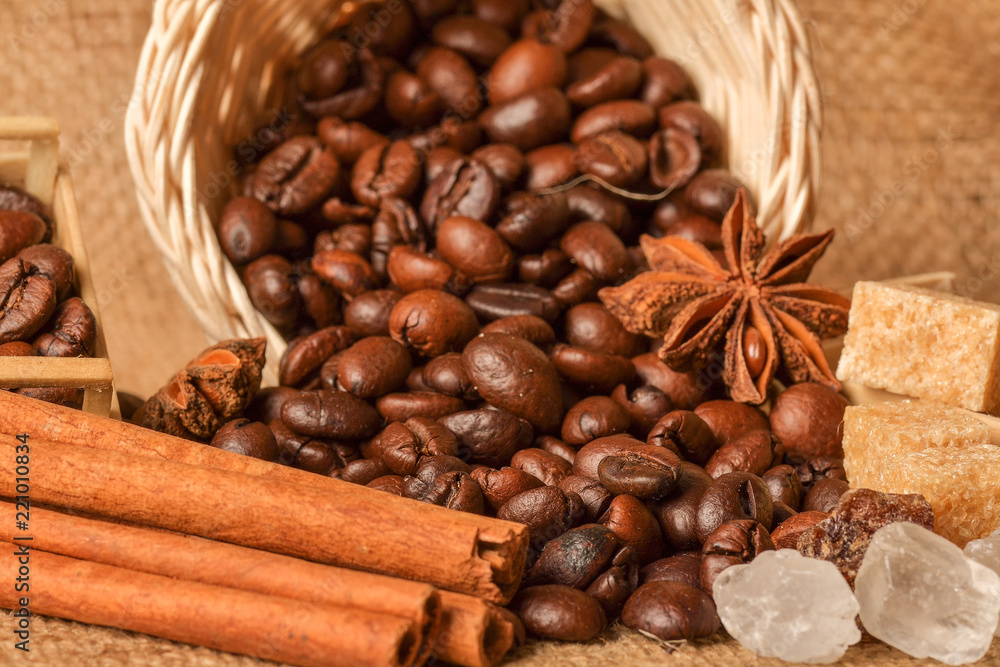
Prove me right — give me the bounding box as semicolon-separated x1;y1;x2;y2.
599;190;850;403
139;338;267;440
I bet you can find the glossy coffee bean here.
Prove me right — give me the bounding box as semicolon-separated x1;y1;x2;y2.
641;57;692;108
610;384;672;441
551;270;598;310
34;297;97;358
704;429;779;478
389;289;479;358
296;267;341;329
558;475;612;523
794;456;848;491
347;3;415;58
480;315;556;348
466;283;561;323
436;216;514;283
802;478;850;513
695;472;773;543
334;336;412;398
351;140;422;207
648;128;700;190
422;352;478;399
538;436;576;465
566;56;642;108
384;70;442;128
517;249;574;288
561;396;631;447
564;303;644;357
375;391;466;422
559;221;630;283
622;581;719;640
639;551;703;589
526;524;619;589
251;137;340;215
210;419;279;461
431;15;512;67
511;448;573;487
317;118;388;164
281;389;381;440
244;255;300;332
574;130;647;188
17;244;74;300
589;18;654;59
523;0;595;53
471;466;545;510
586;545;639;618
512;585;607;641
700;519;774;595
597;446;680;501
479;88;572;151
599;494;663;566
337;457;391;485
523;144;577;191
217;197;277;264
632;352;714;410
470;143;525;189
416;47;482;115
496;191;570;253
487;39;567;105
405;470;485;514
270;419;355;475
693;400;770;447
367;475;405;495
343;289;402;337
570;100;656;144
440;406;533;466
769;510;829;550
373;418;459;476
385;246;456;293
648;461;713;551
761;464;804;510
421;158;501;230
278;326;358;387
245;386;300;425
550;344;635;394
771;501;797;526
769;382;849;459
311;249;377;297
658;101;723;167
684;169;749;222
471;0;528;30
498;486;583;550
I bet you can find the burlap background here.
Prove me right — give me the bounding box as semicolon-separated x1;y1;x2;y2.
1;0;999;664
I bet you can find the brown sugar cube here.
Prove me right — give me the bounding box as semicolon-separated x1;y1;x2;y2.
842;402;1000;547
836;281;1000;414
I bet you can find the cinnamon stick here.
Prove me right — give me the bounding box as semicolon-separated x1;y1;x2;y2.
0;502;515;666
0;548;422;667
0;434;524;603
0;390;527;588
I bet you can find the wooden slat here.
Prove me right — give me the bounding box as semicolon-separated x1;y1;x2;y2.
0;358;114;389
0;116;61;141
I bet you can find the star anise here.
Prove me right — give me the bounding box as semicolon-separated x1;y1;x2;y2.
598;189;850;404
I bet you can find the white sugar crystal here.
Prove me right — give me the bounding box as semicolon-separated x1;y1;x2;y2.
713;549;860;663
964;526;1000;636
856;522;1000;665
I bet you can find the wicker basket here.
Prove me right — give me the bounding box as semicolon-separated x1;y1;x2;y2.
125;0;822;384
0;117;116;417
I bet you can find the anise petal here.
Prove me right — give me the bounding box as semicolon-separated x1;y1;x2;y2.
639;234;727;278
660;290;741;371
764;284;851;338
599;272;724;337
756;230;834;286
763;302;842;391
725;298;780;404
721;189;764;280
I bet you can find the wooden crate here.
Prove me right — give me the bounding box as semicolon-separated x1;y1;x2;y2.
0;117;116;417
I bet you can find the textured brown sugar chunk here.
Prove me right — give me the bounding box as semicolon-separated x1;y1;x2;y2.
836;281;1000;414
842;402;999;547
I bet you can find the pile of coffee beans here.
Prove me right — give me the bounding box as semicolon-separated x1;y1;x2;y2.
205;0;854;645
0;184;98;409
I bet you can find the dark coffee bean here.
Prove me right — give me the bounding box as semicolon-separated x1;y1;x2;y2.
424;146;464;184
622;581;719;640
600;494;664;566
523;0;594;53
695;472;773;543
421;158;501;230
470;143;525;189
564;184;631;234
648;462;713;551
480;315;556;348
660;215;724;250
526;524;619;589
347;2;415;58
794;456;848;491
0;185;51;228
281;389;381;440
538;436;577;465
375;391;466;422
0;341;34;357
769;510;828;550
296;267;341;329
245;386;300;425
471;0;529;30
659;101;724;167
251;137;340;215
567;56;642;107
769;382;849;460
639;552;703;589
487;39;567;105
210;419;279;461
550;344;635;394
300;44;383;119
633;352;714;410
597;441;684;499
586;546;639;618
0;258;55;343
295;40;352;98
216;197;277;264
406;470;485;513
684;169;750;222
432;15;512;66
471;466;545;510
465;283;560;323
278;326;358;387
771;501;797;526
416;47;482;116
317;118;389;164
561;396;632;447
558;476;612;523
243;255;300;332
436;216;514;283
462;333;563;431
335;336;412;398
570;100;656;144
566;47;618;83
389;289;479;357
498;486;582;550
704;429;779;479
367;475;405;495
572;434;643;480
386;246;456;293
512;585;606;641
589;18;654;58
522;144;577;191
274;220;309;257
351;140;422;207
311;249;377;297
564;303;644;357
422;353;479;399
270;419;355;474
337;457;391;485
319;352;344;390
648;128;701;189
496;191;570;252
559;221;630;283
384;70;442;128
574;130;647;188
511;448;573;486
16;386;83;410
551;268;600;308
479;87;572;151
610;384;672;440
440;407;534;467
762;464;804;510
700;519;774;595
34;297;97;358
17;244;74;300
409;454;472;485
641;57;692;108
802;478;851;513
343;289;402;337
694;400;770;447
517;249;574;288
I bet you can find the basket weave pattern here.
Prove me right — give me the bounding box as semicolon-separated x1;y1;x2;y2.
125;0;822;383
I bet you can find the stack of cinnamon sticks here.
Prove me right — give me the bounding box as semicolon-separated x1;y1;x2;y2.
0;391;530;667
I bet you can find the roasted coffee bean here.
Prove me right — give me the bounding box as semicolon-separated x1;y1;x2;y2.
472;466;545;510
551;268;600;308
522;144;576;191
574;130;647;188
431;15;511;66
245;386;300;425
406;470;485;513
559;476;612;523
210;418;279;461
639;551;703;589
693;400;770;447
566;56;642;108
526;524;619;589
561;396;632;447
337;457;391;485
375;391;466;422
684;169;749;222
372;417;459;476
571;100;656;144
367;475;405;495
440;407;533;467
335;336;412;398
274;220;310;257
794;456;848;491
0;185;51;227
572;434;644;480
425;146;464;184
564;303;644;357
586;546;639;618
384;70;442;128
695;472;773;543
278;326;358;387
771;501;797;526
0;211;47;263
251;137;340;215
566;47;618;83
479;87;571;151
488;39;567;105
301;46;384;120
512;585;606;641
422;353;478;399
524;0;594;52
436;216;514;283
498;486;583;549
538;436;577;465
34;297;97;358
769;382;849;459
659;101;723;167
311;249;377;297
565;185;631;234
550;345;635;394
471;0;528;30
769;510;829;550
470;143;525;188
296;266;341;329
318;352;344;389
480;315;556;348
421;158;501;230
270;419;355;474
217;197;277;264
633;352;713;410
660;215;723;252
462;333;563;431
559;221;630;283
281;389;381;440
351;140;422;207
762;464;804;510
385;246;456;293
16;386;83;409
598;446;680;501
465;283;560;323
348;1;415;58
244;255;301;332
416;47;482;116
622;581;719;640
389;289;479;358
648;128;701;190
511;448;573;486
0;341;34;357
17;244;74;299
700;519;774;595
517;249;574;288
704;429;779;478
317;118;388;164
343;289;402;337
589;17;654;58
611;385;672;440
0;258;57;344
408;454;472;485
648;461;714;551
641;57;692;108
599;494;663;565
496;191;570;252
802;478;850;513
